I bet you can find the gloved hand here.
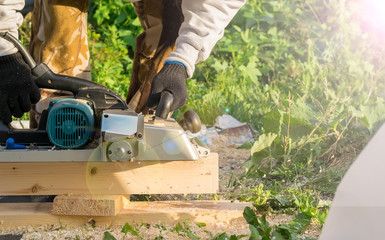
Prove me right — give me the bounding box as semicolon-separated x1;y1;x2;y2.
146;62;188;111
0;52;41;124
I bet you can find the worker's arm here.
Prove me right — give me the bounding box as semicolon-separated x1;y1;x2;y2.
0;1;40;124
147;0;246;112
166;0;246;78
0;0;24;56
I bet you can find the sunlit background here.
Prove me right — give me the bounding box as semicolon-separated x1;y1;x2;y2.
361;0;385;36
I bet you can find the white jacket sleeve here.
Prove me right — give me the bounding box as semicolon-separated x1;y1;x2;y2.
165;0;246;77
0;0;24;56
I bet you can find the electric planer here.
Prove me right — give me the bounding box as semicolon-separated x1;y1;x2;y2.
0;32;209;162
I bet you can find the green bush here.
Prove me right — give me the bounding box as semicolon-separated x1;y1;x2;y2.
88;0;142;98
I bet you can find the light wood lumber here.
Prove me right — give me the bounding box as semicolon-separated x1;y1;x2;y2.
51;195;129;216
0;153;218;195
0;201;251;229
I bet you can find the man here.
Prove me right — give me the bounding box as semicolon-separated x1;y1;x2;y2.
0;0;245;125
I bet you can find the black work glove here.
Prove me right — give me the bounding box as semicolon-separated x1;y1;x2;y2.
146;63;188;111
0;52;41;124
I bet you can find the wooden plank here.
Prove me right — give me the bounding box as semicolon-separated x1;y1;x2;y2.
51;195;129;216
0;201;251;229
0;153;218;195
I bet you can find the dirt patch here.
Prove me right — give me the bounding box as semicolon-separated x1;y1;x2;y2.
210;136;251;194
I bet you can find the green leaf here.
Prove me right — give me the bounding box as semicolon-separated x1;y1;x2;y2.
121;222;142;238
237;141;253;149
263;108;315;141
187;231;200;240
235;235;248;239
249;225;262;240
211;232;229;240
238;58;262;84
250;133;277;155
196;222;207;228
290;102;320;126
243;207;259;227
349;99;385;133
289;213;312;232
271;231;285;240
114;11;127;24
103;231;117;240
229;235;239;240
118;29;133;37
275;225;298;239
274;195;291;207
267;27;277;36
317;209;329;225
173;222;184;235
258;215;272;238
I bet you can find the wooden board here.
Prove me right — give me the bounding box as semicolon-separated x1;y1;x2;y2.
0;153;218;195
0;201;251;229
51;195;129;216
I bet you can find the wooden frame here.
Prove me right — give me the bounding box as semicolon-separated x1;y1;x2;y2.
0;153;246;229
0;200;252;229
0;153;218;195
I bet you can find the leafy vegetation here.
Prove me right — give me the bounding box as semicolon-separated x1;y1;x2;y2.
87;0;142;96
243;206;317;240
18;0;385;238
186;0;385;206
188;0;385;177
